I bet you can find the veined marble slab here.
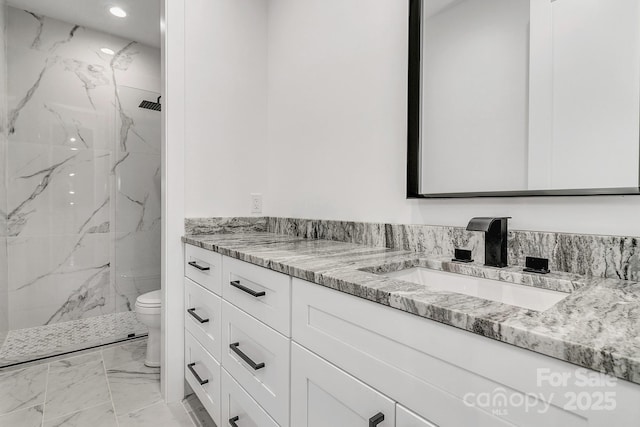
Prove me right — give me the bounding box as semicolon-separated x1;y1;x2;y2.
183;232;640;385
184;217;267;235
188;217;640;281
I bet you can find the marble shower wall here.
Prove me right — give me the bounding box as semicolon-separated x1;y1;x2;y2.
184;217;640;281
0;0;8;344
6;7;160;329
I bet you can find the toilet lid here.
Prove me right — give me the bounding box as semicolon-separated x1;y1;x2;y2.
136;290;161;307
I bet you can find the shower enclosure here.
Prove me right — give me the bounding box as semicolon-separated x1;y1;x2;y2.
0;2;161;366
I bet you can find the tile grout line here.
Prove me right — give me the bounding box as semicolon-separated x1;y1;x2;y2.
40;363;50;427
101;348;120;427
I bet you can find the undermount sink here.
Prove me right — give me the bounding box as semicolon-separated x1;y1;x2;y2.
383;267;569;311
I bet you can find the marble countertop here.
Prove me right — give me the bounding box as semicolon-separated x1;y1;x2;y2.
183;232;640;385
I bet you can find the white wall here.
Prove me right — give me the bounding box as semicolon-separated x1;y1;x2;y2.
184;0;640;237
265;0;640;236
184;0;268;217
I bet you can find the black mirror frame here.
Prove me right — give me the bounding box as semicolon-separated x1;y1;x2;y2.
406;0;640;199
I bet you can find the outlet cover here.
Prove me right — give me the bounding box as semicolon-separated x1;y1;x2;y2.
251;193;262;214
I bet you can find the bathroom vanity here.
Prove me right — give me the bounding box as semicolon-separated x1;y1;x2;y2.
181;231;640;427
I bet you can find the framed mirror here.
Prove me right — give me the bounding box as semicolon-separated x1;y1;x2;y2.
407;0;640;198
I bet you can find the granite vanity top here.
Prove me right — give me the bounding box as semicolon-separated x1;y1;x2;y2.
183;232;640;385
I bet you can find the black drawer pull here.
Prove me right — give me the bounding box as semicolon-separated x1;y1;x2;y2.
229;416;239;427
188;261;210;271
230;280;265;297
229;342;265;370
369;412;384;427
187;362;209;385
187;308;209;324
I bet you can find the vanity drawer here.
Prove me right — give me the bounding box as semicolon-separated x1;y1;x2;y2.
184;278;222;361
185;244;222;295
221;301;290;427
185;330;221;426
222;256;291;336
221;368;280;427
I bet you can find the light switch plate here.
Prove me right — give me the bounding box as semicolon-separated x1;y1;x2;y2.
251;193;262;214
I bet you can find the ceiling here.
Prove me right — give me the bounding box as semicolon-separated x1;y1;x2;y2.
7;0;161;47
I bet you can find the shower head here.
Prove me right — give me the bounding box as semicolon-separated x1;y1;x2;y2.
139;96;161;111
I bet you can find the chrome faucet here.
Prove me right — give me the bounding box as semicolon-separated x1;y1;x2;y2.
466;217;511;268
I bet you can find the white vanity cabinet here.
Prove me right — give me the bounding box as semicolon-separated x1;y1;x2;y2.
291;278;640;427
183;243;640;427
184;245;291;427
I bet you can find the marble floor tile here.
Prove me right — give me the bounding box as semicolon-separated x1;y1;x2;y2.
117;401;195;427
102;339;147;370
0;338;198;426
44;352;111;420
0;404;44;427
0;364;48;415
43;402;118;427
107;358;162;416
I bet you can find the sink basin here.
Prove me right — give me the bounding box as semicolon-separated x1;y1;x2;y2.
383;267;568;311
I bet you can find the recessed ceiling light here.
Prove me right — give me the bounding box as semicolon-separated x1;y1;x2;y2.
109;6;127;18
69;137;77;142
100;48;115;55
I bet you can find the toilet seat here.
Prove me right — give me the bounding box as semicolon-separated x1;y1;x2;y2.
136;290;161;308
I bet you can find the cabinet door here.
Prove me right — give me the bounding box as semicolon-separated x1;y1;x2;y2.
291;343;394;427
397;405;438;427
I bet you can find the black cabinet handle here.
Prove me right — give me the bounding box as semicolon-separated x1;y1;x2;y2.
229;416;239;427
187;308;209;324
187;362;209;385
229;342;265;370
230;280;265;297
188;261;210;271
369;412;384;427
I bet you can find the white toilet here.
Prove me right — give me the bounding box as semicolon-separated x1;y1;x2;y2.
135;290;161;367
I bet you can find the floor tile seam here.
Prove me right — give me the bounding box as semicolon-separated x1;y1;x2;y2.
100;348;120;427
41;363;50;427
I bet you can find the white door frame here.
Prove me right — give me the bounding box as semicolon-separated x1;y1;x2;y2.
161;0;186;403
